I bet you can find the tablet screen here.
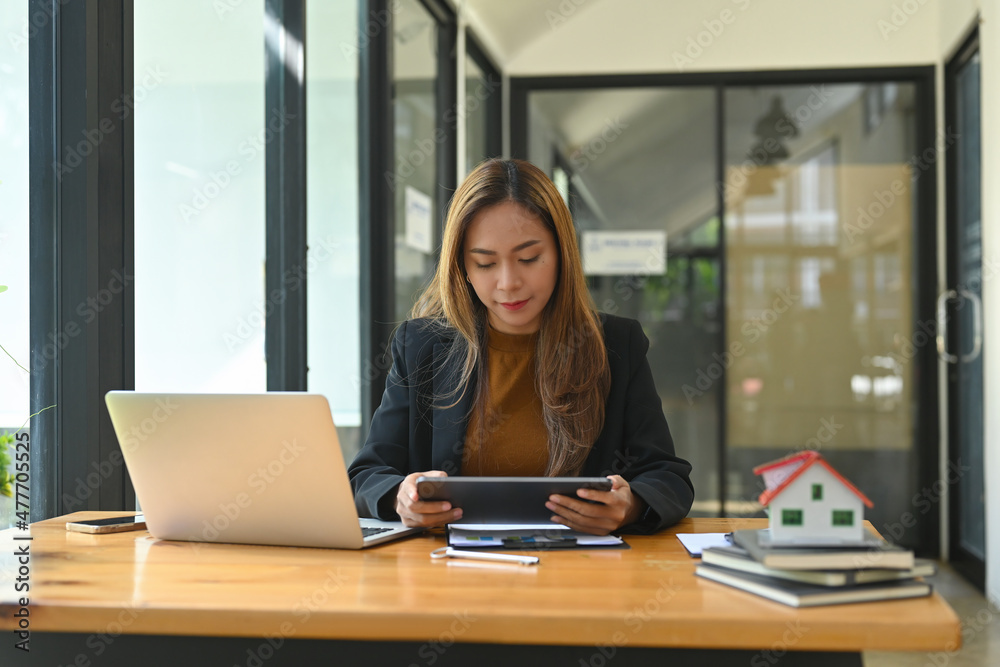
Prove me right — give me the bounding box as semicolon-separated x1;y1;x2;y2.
415;476;612;524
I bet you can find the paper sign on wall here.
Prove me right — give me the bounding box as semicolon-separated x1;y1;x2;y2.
405;186;433;254
582;230;667;276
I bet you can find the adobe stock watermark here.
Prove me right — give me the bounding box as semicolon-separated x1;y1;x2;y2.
568;117;629;174
843;127;959;243
235;567;353;667
54;66;169;182
8;0;72;53
578;578;682;667
672;0;753;71
194;438;306;544
546;0;591;29
883;247;998;368
339;0;402;60
81;603;149;664
179;106;296;223
878;0;931;40
748;620;811;667
62;397;179;512
224;234;340;350
385;75;501;192
406;611;477;667
720;85;836;204
31;268;135;377
681;287;800;404
925;596;1000;667
879;457;971;545
214;0;249;19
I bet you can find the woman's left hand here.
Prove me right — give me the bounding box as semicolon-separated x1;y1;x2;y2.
545;475;645;535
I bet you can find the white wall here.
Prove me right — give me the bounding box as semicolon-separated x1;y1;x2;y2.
507;0;940;75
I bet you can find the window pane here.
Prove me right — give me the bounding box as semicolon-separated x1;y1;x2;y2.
0;5;29;434
134;0;266;391
393;0;439;321
464;47;499;176
528;87;721;516
306;0;361;459
724;83;919;542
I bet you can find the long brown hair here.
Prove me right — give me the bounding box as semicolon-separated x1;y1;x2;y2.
411;158;611;476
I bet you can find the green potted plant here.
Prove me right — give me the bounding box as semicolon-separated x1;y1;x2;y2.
0;431;13;529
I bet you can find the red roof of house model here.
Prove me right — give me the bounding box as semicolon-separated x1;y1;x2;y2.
753;450;874;508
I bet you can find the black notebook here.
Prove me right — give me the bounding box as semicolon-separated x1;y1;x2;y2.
696;563;932;607
731;528;914;570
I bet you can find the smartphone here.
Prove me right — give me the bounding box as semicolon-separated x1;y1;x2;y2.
65;514;147;534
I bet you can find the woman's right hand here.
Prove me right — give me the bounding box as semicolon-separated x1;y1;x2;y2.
395;470;463;528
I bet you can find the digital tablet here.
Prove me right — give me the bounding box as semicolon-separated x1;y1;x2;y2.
415;476;613;524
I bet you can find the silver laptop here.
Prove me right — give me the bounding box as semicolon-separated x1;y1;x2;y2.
104;391;422;549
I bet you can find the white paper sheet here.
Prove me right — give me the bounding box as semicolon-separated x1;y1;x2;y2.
676;532;731;557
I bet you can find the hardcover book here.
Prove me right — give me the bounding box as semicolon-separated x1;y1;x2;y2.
702;545;935;586
695;563;932;607
731;528;915;570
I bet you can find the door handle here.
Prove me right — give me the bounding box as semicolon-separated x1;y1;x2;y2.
960;288;983;363
937;289;958;363
936;288;983;364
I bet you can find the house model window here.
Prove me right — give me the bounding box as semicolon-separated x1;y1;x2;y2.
812;483;823;500
781;509;803;526
832;510;854;526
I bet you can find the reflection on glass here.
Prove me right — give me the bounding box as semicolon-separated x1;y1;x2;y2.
0;5;29;429
306;0;361;458
529;88;719;514
393;0;438;321
134;0;266;391
724;84;919;540
464;48;500;176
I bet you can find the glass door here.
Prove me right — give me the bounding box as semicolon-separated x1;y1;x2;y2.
521;72;936;548
526;87;722;515
945;33;986;590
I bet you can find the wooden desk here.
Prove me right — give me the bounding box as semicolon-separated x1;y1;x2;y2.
0;513;959;667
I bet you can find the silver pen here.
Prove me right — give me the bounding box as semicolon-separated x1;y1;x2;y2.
430;547;539;565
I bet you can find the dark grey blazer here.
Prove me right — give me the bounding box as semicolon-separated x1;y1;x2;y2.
348;314;694;533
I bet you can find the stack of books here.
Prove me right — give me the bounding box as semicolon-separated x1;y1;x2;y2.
695;528;935;607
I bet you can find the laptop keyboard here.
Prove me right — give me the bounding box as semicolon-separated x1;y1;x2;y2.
361;526;394;538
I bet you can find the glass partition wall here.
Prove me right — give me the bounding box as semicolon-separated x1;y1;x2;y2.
723;84;920;535
393;0;441;322
524;75;934;551
528;88;722;517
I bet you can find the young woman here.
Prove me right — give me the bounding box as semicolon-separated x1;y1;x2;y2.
349;159;693;535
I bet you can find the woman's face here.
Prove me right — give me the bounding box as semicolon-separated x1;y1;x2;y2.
463;201;559;335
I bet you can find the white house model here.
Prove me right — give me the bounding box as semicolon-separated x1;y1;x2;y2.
754;450;874;545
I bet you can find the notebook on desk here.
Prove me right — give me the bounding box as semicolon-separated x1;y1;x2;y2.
104;391;422;549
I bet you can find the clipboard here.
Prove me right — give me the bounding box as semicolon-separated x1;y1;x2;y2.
447;525;630;551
